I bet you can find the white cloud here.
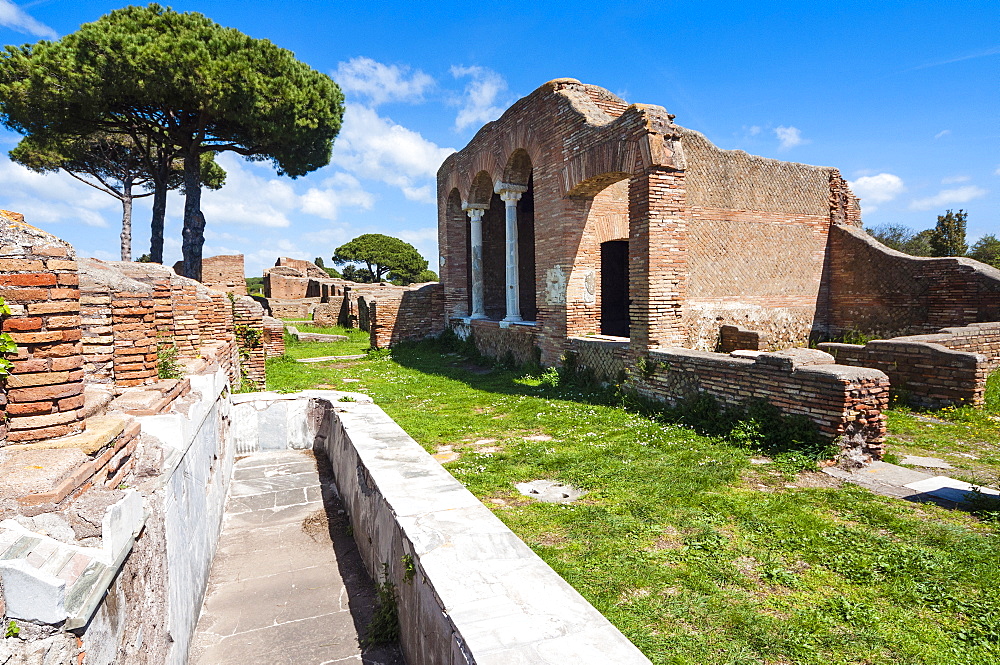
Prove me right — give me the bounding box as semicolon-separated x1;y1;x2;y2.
909;185;988;211
0;0;57;39
934;129;952;139
331;103;454;203
0;155;117;228
333;57;434;106
848;173;905;209
941;175;970;184
200;154;374;227
746;125;761;136
994;166;1000;176
774;126;805;149
395;226;439;265
300;173;374;221
450;65;508;132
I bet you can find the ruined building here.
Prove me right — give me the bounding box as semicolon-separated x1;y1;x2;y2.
437;78;1000;450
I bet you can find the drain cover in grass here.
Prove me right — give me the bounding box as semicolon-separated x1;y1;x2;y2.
515;480;586;503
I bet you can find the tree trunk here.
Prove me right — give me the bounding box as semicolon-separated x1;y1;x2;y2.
181;149;204;281
149;175;168;264
120;179;133;261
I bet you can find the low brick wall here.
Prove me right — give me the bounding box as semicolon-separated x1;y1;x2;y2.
449;318;540;366
568;336;629;381
628;347;889;459
718;324;765;352
369;283;445;348
820;322;1000;408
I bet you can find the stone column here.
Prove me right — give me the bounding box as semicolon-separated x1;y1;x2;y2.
463;203;488;319
495;183;528;322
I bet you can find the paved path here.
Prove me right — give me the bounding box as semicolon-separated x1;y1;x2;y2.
189;450;404;665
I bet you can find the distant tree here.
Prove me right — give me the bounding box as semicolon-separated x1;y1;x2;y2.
866;223;915;252
314;256;325;268
905;229;934;257
929;209;968;257
340;264;375;283
333;234;428;284
866;223;933;256
10;131;224;261
412;269;439;283
322;267;341;278
10;132;153;261
135;253;153;263
0;4;344;280
968;234;1000;269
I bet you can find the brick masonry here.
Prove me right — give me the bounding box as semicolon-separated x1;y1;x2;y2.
199;255;247;295
437;78;866;362
369;283;445;349
827;225;1000;337
570;337;888;456
0;212;85;443
0;211;267;448
820;322;1000;408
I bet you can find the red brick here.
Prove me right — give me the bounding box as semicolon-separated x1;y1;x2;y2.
6;422;79;442
6;401;53;416
0;273;57;287
49;355;84;371
7;381;83;403
2;317;43;332
8;331;63;344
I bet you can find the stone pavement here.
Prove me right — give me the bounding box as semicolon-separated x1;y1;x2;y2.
188;450;404;665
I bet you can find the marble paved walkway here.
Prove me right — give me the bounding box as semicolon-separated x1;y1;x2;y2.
189;450;404;665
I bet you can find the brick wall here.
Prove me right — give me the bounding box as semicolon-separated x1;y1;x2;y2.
232;296;266;389
567;336;629;381
449;319;541;367
820;322;1000;408
79;259;158;388
200;255;246;295
275;257;329;279
828;225;1000;337
263;268;309;300
0;213;85;443
718;325;765;353
369;284;445;348
437;78;846;364
632;347;889;459
262;316;285;358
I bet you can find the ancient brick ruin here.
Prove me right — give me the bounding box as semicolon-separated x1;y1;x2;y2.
260;256;444;347
436;78;1000;449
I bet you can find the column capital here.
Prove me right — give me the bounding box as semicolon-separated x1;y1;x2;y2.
462;202;487;222
494;182;528;204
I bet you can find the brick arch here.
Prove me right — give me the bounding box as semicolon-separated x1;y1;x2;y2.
443;188;470;318
466;171;495;207
501;149;533;187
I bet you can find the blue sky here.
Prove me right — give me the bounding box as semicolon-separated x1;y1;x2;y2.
0;0;997;276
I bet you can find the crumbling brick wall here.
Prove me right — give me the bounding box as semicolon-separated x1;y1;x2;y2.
828;225;1000;337
632;347;889;459
821;322;1000;408
0;212;85;443
200;254;247;295
369;283;445;349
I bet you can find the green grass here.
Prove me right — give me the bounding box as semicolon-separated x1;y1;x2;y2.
266;342;1000;664
281;324;371;359
882;371;1000;488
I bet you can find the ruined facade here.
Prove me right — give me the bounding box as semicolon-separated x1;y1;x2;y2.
436;78;1000;440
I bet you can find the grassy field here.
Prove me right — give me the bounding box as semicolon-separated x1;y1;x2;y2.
266;338;1000;665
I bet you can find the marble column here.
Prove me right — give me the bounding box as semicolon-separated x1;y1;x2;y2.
464;203;487;319
495;182;528;322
